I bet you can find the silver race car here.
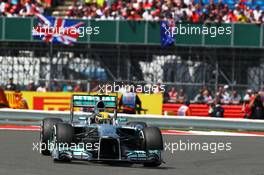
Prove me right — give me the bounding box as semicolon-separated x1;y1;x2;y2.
40;94;164;167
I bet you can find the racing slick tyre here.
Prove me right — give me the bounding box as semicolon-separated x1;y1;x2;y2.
41;118;63;155
126;121;147;129
54;123;74;145
142;127;163;150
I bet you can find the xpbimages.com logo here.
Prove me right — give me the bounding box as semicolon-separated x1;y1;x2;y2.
164;140;232;154
32;26;100;38
163;23;232;38
32;140;99;153
97;82;165;94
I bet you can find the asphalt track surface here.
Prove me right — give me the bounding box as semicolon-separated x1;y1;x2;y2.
1;130;264;175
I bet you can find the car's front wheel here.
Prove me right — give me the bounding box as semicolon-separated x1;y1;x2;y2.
142;127;163;167
53;123;74;162
142;127;163;151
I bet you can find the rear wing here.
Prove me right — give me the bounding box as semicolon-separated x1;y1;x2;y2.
71;95;117;108
70;94;117;123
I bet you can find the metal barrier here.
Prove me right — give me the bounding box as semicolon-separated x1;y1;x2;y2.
1;108;264;131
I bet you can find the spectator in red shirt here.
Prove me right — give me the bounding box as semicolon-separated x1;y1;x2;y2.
192;10;200;23
168;87;178;103
242;96;252;118
237;0;246;10
73;81;82;92
143;0;152;10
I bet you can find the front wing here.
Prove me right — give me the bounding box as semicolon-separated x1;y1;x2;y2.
51;146;162;164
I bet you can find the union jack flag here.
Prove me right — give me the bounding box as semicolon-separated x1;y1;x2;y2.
32;14;85;45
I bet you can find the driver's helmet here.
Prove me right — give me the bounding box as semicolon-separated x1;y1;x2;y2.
95;112;111;124
96;101;105;113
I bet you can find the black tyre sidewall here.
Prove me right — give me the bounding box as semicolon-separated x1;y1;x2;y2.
41;118;63;155
143;127;163;151
55;123;74;146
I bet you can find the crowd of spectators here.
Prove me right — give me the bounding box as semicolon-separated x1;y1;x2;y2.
31;80;100;92
0;0;48;17
4;77;264;107
166;85;264;119
65;0;264;23
166;87;189;103
4;78;100;92
3;77;264;106
1;0;264;24
166;84;264;106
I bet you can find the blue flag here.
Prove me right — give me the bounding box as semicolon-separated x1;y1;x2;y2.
160;20;175;47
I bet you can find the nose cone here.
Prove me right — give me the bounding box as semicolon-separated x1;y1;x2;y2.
98;125;118;138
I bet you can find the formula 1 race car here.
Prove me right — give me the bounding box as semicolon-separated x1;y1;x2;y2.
40;94;164;167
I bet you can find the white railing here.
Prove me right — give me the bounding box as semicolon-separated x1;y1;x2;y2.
0;108;264;131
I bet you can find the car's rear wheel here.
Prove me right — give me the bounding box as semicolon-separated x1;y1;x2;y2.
41;118;63;155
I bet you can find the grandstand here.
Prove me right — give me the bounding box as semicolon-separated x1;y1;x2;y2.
3;0;264;22
54;0;264;23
